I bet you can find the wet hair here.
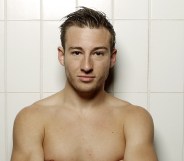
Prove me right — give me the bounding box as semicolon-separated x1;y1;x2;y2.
59;7;116;51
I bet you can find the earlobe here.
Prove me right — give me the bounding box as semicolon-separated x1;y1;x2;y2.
58;47;65;66
110;49;117;68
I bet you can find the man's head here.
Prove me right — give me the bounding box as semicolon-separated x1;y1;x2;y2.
60;7;116;52
58;7;117;95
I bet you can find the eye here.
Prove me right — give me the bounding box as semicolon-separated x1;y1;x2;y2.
94;51;104;56
71;51;81;56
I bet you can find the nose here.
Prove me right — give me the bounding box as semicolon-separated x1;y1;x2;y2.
80;55;93;74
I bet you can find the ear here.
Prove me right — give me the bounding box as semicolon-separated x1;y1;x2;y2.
110;48;117;68
58;46;65;66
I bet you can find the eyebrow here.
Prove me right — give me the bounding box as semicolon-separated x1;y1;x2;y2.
68;46;108;52
68;47;83;51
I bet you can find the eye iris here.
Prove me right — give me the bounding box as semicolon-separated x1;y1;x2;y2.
73;51;80;55
96;52;103;56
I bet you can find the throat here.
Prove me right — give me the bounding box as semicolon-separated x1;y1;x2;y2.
63;87;107;108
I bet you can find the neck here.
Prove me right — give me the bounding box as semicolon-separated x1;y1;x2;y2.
62;82;107;109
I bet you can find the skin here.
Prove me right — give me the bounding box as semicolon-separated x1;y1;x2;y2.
11;26;158;161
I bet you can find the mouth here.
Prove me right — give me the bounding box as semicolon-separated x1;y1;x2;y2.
77;75;95;82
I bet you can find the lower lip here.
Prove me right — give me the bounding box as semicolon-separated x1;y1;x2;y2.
78;76;95;82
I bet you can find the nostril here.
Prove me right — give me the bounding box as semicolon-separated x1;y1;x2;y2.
81;68;93;74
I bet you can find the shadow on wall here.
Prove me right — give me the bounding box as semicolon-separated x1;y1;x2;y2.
105;67;114;92
154;130;166;161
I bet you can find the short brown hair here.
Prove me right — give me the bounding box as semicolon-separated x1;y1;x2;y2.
59;7;116;51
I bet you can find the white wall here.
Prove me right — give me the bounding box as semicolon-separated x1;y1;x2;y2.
0;0;184;160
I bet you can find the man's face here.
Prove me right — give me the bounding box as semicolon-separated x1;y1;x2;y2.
58;26;116;94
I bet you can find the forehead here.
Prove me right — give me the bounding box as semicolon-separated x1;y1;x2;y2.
65;26;111;49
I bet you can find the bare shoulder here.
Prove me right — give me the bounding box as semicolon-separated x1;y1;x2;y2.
14;102;46;135
112;100;158;160
124;104;154;127
11;94;58;161
111;95;153;124
109;95;150;116
12;92;62;153
109;95;154;138
34;91;63;108
122;104;155;142
124;104;153;123
14;92;62;127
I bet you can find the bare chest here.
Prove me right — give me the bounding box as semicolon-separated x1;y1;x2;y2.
43;112;125;161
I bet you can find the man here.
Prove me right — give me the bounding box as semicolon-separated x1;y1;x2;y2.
11;7;158;161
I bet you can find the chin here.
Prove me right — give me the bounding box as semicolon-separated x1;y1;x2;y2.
75;86;98;93
74;83;103;94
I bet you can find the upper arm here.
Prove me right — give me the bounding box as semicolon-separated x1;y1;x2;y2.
11;106;44;161
123;106;158;161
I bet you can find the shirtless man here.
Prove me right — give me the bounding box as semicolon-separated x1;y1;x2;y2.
11;7;158;161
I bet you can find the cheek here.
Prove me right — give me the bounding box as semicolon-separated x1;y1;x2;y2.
65;63;77;74
96;61;111;75
64;57;79;71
